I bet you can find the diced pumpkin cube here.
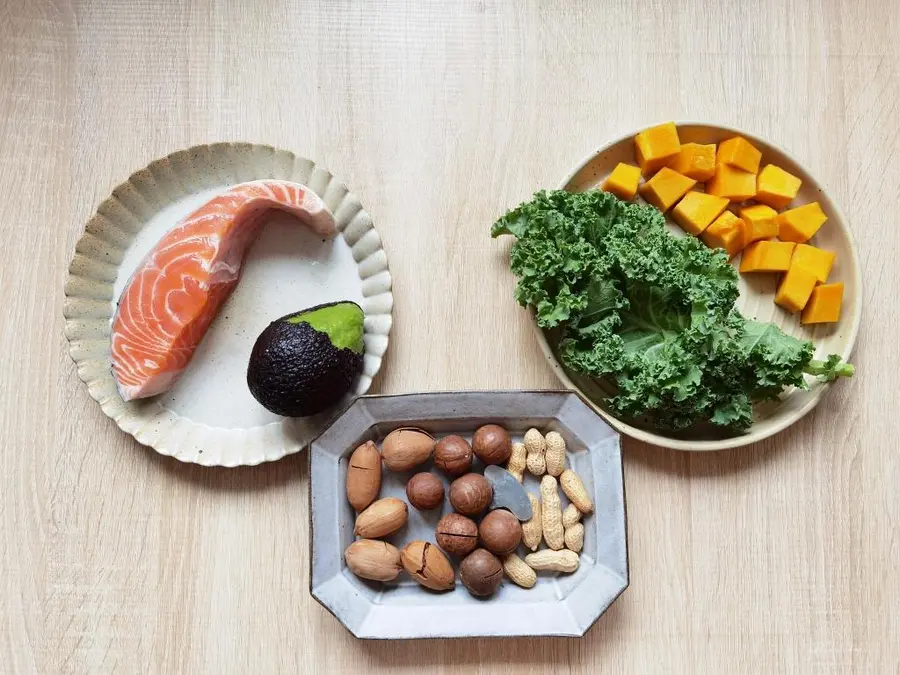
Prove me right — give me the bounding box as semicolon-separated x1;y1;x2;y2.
638;167;696;212
775;264;817;313
634;122;681;176
739;204;779;246
756;164;802;209
671;191;729;235
717;136;762;173
791;244;835;283
670;143;717;181
601;162;642;200
701;211;746;259
776;202;827;243
706;163;756;202
801;283;844;324
740;241;796;273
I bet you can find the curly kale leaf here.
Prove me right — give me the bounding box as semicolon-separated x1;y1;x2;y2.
491;189;853;432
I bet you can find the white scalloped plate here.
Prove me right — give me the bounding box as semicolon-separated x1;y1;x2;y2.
64;144;393;466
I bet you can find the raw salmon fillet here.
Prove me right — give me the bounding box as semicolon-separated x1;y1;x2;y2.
111;180;337;401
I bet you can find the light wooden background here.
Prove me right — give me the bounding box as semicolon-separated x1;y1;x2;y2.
2;0;898;673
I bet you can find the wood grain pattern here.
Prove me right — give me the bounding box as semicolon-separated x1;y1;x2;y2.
1;0;898;672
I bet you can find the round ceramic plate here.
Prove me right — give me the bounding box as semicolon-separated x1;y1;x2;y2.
64;144;393;466
532;123;861;451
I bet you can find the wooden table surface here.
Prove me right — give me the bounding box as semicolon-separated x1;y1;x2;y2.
2;1;898;672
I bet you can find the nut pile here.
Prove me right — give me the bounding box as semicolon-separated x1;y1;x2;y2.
342;425;592;597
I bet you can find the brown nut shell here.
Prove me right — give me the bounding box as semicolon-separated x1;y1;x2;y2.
433;435;474;476
406;472;445;510
354;497;408;539
344;539;402;582
346;441;382;511
448;473;493;517
381;427;435;472
401;541;455;591
472;424;512;465
478;509;523;556
435;513;479;556
459;548;503;596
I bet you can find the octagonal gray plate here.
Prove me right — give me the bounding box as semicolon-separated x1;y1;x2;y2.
309;390;628;639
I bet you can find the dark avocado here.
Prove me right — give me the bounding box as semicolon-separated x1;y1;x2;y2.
247;301;364;417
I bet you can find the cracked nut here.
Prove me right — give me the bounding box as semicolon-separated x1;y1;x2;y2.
346;441;382;511
459;548;503;596
401;540;455;591
434;435;474;476
435;513;478;557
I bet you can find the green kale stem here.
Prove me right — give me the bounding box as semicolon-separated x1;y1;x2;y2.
804;359;855;380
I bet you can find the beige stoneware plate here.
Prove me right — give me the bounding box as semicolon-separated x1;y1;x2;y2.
531;123;861;451
64;144;392;466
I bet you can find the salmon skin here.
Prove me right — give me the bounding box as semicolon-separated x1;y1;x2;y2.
111;180;336;402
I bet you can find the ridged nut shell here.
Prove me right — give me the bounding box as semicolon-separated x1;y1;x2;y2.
344;539;402;582
354;497;408;538
401;541;455;591
382;427;435;471
346;441;382;511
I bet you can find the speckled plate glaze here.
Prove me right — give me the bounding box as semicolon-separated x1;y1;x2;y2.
533;123;862;451
64;144;393;466
309;391;627;639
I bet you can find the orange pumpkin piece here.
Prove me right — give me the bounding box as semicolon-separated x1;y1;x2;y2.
801;283;844;324
775;264;817;313
670;143;717;181
706;163;756;202
740;241;796;273
601;163;642;200
756;165;802;209
776;202;827;243
671;191;729;235
739;204;779;246
717;136;762;174
638;167;696;212
634;122;681;176
701;211;746;259
791;244;835;284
